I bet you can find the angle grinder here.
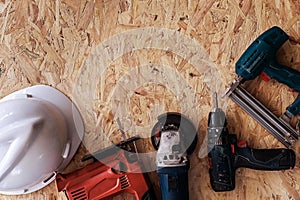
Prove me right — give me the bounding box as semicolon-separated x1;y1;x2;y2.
151;112;197;200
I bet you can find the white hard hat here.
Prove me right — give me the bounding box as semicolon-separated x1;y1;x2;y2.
0;85;84;195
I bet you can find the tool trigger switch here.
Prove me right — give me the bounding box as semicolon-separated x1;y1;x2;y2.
208;158;212;167
237;141;247;148
288;88;296;92
259;72;271;82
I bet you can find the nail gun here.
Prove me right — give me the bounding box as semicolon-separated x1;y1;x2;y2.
208;93;296;192
56;136;156;200
223;26;300;148
151;112;197;200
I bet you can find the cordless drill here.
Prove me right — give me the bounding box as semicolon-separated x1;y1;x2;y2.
56;136;156;200
151;112;198;200
208;93;296;192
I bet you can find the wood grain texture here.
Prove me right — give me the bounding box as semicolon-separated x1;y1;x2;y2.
0;0;299;199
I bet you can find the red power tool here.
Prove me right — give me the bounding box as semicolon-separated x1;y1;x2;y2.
56;136;156;200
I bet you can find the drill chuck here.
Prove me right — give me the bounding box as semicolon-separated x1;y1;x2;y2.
208;93;228;147
208;109;226;128
208;92;227;128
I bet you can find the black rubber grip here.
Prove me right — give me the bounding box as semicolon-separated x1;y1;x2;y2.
235;147;295;170
142;189;157;200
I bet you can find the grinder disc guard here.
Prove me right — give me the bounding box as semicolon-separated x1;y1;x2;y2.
151;112;197;155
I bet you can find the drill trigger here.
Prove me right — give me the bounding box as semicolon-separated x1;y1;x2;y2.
259;72;271;82
237;141;247;148
231;144;235;154
208;158;212;168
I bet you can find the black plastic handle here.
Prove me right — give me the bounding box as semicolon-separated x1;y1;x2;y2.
235;147;295;170
141;188;157;200
209;145;235;192
265;63;300;116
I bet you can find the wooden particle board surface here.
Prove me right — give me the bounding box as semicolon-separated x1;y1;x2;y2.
0;0;299;199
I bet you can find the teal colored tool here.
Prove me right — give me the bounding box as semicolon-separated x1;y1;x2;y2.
224;26;300;148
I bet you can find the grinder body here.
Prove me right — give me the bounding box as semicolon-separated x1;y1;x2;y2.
158;165;189;200
151;112;197;200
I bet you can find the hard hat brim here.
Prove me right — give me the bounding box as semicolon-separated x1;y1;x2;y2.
0;85;84;195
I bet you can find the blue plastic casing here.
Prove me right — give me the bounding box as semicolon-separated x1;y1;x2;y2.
235;26;300;116
157;164;190;200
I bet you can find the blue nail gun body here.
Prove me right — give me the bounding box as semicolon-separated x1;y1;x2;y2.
236;26;300;115
224;26;300;147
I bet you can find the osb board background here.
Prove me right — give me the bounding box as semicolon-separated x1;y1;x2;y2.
0;0;299;199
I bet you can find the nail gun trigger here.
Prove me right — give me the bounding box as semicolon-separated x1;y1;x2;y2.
259;72;271;82
288;88;296;92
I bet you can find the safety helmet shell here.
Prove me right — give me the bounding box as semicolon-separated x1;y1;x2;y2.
0;85;84;195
